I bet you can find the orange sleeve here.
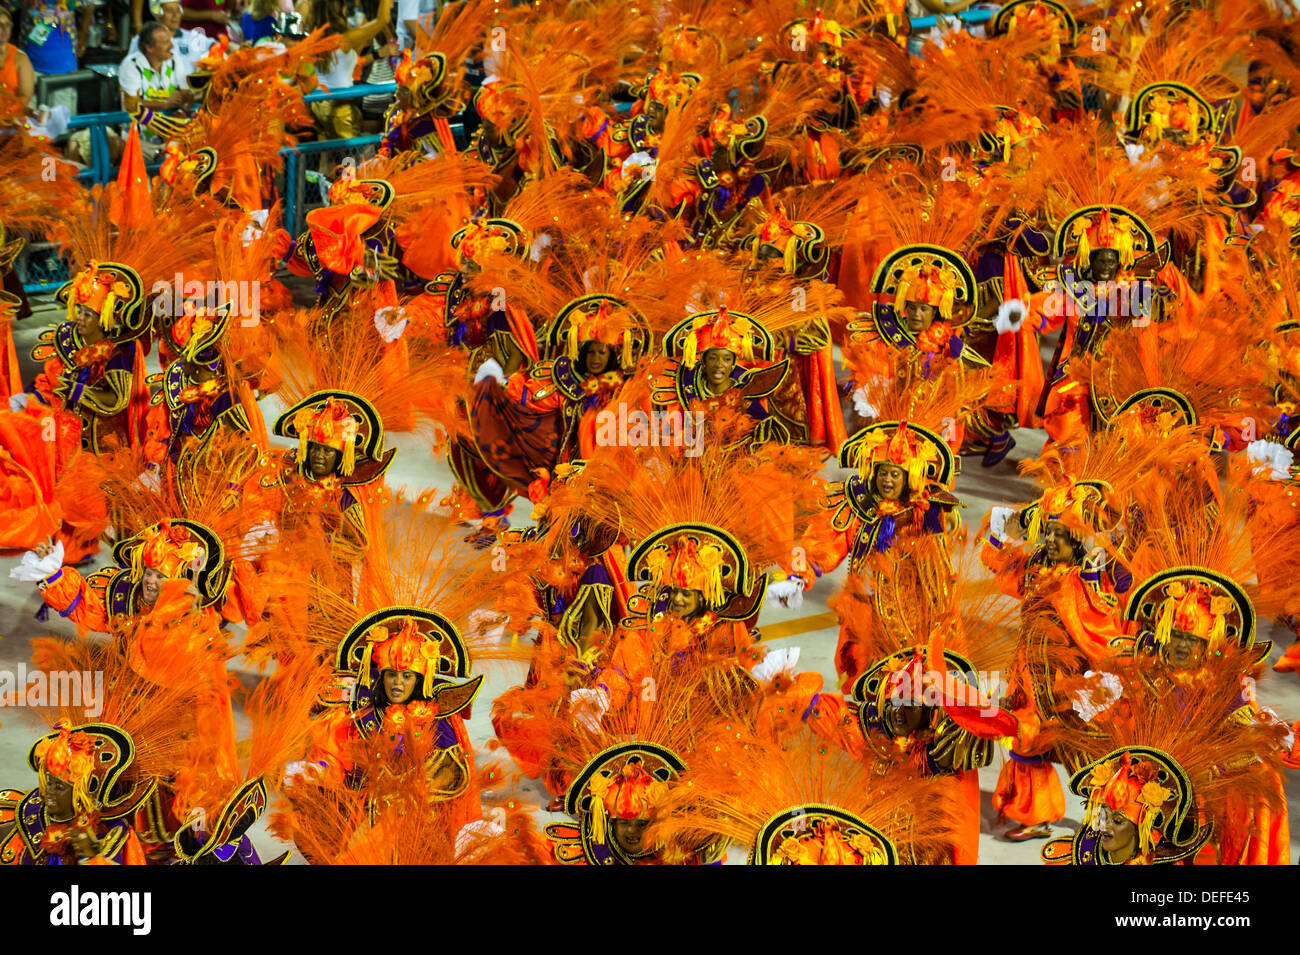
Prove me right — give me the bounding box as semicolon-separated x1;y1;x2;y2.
796;509;851;588
39;566;109;634
980;540;1027;599
805;691;867;761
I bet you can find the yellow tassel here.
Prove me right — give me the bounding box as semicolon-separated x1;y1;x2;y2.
566;322;579;362
589;781;609;844
1154;598;1176;646
783;236;798;275
359;642;375;690
65;292;75;325
1209;612;1226;649
131;541;144;583
682;325;699;368
100;291;117;331
621;333;632;369
1027;505;1043;545
939;286;954;321
1138;811;1157;857
894;268;915;316
1116;228;1135;270
341;439;356;477
1074;219;1092;267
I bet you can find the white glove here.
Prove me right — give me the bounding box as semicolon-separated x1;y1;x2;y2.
240;208;270;246
529;233;553;263
1124;142;1146;165
622;151;657;181
994;298;1029;335
241;521;279;549
136;466;162;494
1070;671;1122;723
852;379;885;419
988;505;1016;542
569;687;610;734
766;577;804;610
1245;439;1294;481
474;358;506;387
751;646;800;684
373;306;409;343
10;540;64;582
8;393;28;412
455;812;507;857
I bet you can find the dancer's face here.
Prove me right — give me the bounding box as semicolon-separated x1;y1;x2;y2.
584;342;612;375
884;699;926;736
1098;807;1138;862
1089;248;1120;282
382;668;419;705
703;348;736;388
42;774;75;820
1164;629;1207;670
874;464;907;502
667;588;703;619
140;568;164;605
611;815;653;857
307;441;341;479
1042;522;1075;565
902;301;937;335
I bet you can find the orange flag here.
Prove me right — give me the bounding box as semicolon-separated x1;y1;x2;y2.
109;124;152;227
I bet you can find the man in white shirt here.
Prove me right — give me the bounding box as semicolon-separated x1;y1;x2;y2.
120;21;195;154
395;0;422;52
128;0;214;71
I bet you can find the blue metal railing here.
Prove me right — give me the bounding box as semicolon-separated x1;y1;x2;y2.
910;8;997;29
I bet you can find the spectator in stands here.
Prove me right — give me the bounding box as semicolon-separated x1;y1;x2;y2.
240;0;278;45
180;0;231;40
17;0;93;75
303;0;390;140
0;8;36;102
359;25;397;132
394;0;417;53
120;20;194;155
129;1;213;70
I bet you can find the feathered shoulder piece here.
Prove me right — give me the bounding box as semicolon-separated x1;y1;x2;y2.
648;725;958;864
200;27;341;107
1114;482;1287;658
1076;299;1274;445
890;29;1056;151
1024;115;1218;244
1043;646;1289;865
29;636;207;813
295;499;534;670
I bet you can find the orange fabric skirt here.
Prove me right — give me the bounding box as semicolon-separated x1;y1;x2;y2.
993;756;1065;827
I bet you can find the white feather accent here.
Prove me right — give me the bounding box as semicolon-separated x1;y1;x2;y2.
751;646;801;684
765;578;804;609
1246;439;1294;481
